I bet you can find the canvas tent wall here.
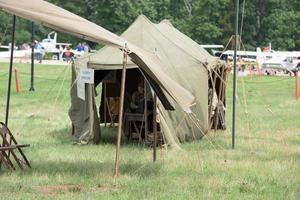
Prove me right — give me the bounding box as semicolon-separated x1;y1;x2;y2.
69;15;226;147
0;0;195;114
154;19;227;130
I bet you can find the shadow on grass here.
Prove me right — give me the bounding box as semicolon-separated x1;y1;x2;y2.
47;126;152;149
13;127;161;178
22;159;162;179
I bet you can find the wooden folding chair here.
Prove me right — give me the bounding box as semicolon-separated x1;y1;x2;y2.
106;97;120;127
0;122;31;170
123;113;147;143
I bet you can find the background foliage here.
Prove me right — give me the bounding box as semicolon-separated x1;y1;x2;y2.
0;0;300;50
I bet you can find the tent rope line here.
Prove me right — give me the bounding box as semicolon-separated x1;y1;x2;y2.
18;71;68;81
174;112;188;134
9;65;71;138
240;77;252;132
210;66;227;85
213;64;227;131
53;63;69;107
239;0;247;42
218;35;234;60
241;77;248;114
208;63;228;130
58;72;79;107
187;114;229;155
243;78;291;84
237;75;281;133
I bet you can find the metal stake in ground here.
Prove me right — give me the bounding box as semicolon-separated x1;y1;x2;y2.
5;15;16;126
29;21;35;91
113;45;128;185
232;0;239;149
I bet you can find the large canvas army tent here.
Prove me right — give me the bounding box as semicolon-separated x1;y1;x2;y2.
0;0;195;113
0;0;198;142
70;15;226;148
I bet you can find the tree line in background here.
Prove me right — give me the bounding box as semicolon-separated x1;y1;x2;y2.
0;0;300;51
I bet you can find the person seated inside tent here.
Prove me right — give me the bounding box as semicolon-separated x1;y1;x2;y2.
63;46;74;62
129;83;145;114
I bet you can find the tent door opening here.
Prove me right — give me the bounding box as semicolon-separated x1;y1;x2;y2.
98;68;163;145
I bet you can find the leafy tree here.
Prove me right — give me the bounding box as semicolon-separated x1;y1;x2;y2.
0;0;300;51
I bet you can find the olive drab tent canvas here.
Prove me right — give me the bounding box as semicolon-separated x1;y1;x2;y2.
69;15;226;148
0;0;199;145
0;0;195;112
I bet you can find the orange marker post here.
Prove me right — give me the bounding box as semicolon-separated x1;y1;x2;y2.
14;68;20;93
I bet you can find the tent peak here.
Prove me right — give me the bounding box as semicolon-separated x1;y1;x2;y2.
134;14;153;24
159;19;174;27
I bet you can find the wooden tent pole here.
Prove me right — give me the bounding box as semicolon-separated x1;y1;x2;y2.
29;21;35;91
5;15;16;126
113;46;128;185
144;78;148;141
153;94;157;162
104;82;107;127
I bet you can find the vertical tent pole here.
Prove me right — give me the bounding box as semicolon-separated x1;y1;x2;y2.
104;82;107;127
5;15;16;126
144;78;148;141
232;0;239;149
153;94;157;162
113;45;127;185
29;22;35;91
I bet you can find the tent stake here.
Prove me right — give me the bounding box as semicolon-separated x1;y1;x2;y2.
232;0;239;149
5;15;16;126
29;21;35;91
113;46;128;185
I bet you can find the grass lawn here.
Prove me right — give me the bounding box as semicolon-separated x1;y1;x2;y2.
0;62;299;199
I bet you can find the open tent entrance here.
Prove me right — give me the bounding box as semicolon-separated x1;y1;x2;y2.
208;64;227;131
95;67;163;144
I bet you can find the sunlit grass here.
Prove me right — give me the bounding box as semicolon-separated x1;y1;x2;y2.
0;63;299;199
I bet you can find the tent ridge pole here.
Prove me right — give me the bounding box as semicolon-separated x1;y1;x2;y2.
5;15;16;126
113;44;128;185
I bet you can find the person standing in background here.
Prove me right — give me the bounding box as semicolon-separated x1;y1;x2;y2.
34;40;45;63
83;42;90;53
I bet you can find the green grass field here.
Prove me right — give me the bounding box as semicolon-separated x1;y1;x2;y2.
0;62;299;200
